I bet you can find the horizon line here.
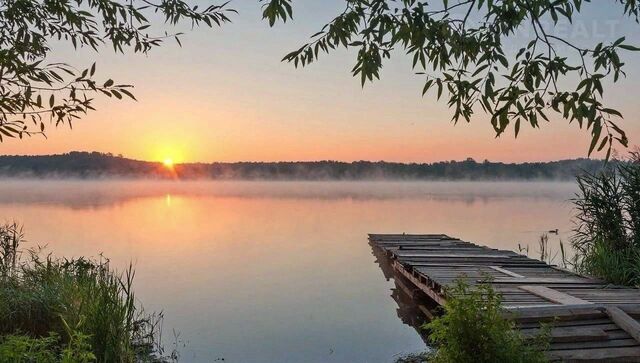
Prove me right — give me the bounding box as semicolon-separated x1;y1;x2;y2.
0;151;604;165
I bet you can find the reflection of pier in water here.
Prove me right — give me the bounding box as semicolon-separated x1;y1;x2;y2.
370;240;436;345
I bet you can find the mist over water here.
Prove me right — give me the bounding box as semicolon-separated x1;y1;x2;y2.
0;180;577;363
0;180;576;207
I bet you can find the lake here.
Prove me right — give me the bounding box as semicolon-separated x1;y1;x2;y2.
0;180;578;363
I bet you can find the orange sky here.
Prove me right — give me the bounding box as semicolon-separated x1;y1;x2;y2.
1;1;639;163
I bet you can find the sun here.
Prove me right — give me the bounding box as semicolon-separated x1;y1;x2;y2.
151;144;185;168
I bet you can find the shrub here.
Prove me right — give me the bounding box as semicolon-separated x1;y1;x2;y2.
0;334;59;362
0;223;172;363
425;280;548;363
572;151;640;286
0;328;95;363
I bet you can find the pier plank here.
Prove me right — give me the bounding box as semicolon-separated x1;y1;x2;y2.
518;286;593;305
489;278;600;284
490;266;526;278
605;307;640;344
523;326;608;343
548;347;640;362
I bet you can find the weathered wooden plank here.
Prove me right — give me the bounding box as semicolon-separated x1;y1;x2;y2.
374;236;458;240
605;306;640;344
394;247;491;251
503;300;556;305
519;286;593;306
502;297;554;303
523;326;608;343
394;274;424;300
550;337;639;351
521;321;612;330
399;258;547;266
547;346;640;362
392;260;446;306
520;322;619;332
511;272;575;277
505;304;607;322
564;289;640;296
395;253;508;258
369;234;452;241
385;242;468;248
412;264;553;269
488;278;600;284
417;304;436;320
398;249;505;254
621;306;640;316
490;266;526;278
403;261;533;267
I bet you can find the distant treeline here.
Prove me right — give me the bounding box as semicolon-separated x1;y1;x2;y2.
0;151;606;180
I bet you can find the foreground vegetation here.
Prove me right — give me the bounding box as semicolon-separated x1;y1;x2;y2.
0;224;172;363
425;281;548;363
572;150;640;287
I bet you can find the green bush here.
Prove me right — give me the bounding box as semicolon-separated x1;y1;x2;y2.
0;328;95;363
0;224;171;363
572;151;640;286
425;280;548;363
0;334;59;362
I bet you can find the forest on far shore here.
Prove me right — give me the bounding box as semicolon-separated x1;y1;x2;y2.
0;151;607;180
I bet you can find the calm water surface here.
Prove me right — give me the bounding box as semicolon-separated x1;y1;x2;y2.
0;181;577;363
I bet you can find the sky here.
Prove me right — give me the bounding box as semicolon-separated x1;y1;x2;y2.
2;1;640;163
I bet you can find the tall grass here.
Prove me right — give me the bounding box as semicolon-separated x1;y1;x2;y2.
518;233;569;269
0;223;174;362
572;149;640;286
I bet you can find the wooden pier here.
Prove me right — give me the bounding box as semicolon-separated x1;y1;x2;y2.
369;234;640;362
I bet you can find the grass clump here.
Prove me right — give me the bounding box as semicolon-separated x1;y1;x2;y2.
0;334;62;363
572;149;640;286
0;330;95;363
425;280;548;363
0;223;173;362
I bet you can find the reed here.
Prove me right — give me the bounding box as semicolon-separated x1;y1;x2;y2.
519;234;569;269
572;151;640;286
0;223;173;362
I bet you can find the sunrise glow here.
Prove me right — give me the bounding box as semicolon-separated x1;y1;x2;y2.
163;158;174;168
162;158;173;169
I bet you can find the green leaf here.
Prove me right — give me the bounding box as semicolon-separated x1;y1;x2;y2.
601;108;623;118
619;44;640;51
